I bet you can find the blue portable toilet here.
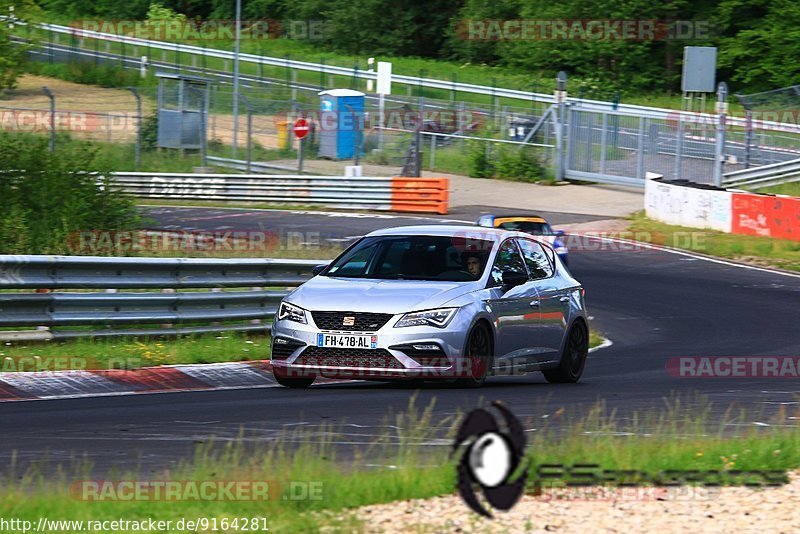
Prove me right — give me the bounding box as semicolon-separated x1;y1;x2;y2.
318;89;365;159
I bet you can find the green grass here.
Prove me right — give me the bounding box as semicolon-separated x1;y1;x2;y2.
758;182;800;197
628;212;800;272
589;329;606;350
1;325;605;372
2;396;799;531
0;332;271;370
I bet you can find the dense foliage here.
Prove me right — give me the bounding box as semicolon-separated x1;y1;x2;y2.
27;0;800;93
0;134;139;254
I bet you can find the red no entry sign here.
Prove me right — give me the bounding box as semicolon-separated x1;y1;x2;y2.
293;119;310;139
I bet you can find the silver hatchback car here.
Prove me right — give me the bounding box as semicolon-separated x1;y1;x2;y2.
271;225;588;388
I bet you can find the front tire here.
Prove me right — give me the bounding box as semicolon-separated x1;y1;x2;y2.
543;320;588;384
273;367;315;389
455;322;493;388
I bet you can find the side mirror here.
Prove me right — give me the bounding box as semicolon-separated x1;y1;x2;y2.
501;269;528;288
554;229;565;237
311;264;328;276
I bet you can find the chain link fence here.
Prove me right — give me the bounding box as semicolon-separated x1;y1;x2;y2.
7;26;800;187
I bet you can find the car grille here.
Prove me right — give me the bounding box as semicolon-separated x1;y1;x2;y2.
311;311;393;332
295;347;403;369
271;337;304;360
410;355;451;367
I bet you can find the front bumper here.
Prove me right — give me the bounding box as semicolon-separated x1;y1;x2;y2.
270;312;475;380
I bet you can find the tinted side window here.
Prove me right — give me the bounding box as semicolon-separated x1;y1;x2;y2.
490;239;527;286
518;239;554;280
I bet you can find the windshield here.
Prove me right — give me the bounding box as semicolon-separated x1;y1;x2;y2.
324;235;494;281
496;220;553;235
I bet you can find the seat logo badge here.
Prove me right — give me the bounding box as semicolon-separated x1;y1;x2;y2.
342;316;355;326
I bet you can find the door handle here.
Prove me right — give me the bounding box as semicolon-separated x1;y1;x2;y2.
559;296;570;303
529;300;540;308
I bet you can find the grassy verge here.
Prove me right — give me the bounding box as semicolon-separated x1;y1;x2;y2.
0;332;271;371
2;397;799;531
1;329;608;372
759;182;800;197
627;212;800;272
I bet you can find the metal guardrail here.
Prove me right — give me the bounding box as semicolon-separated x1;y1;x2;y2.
110;171;450;214
0;255;319;340
722;158;800;189
112;171;396;209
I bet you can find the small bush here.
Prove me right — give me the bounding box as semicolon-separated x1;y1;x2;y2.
0;132;139;254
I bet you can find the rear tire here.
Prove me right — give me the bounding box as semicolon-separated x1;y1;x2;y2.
455;322;493;388
273;367;315;389
543;320;588;384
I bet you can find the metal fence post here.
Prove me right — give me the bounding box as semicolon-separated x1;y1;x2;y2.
241;95;253;173
554;71;567;181
636;117;646;180
713;82;728;187
430;135;436;169
128;87;142;170
599;112;608;175
42;87;55;152
744;110;752;169
674;111;684;180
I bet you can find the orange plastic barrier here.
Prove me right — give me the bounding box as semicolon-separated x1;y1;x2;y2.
390;178;449;215
731;192;800;241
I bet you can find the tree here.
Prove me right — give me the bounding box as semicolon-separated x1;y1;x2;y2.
0;0;43;91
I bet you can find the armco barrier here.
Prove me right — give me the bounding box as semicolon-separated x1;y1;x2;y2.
0;255;319;340
731;193;800;241
645;175;800;242
110;172;449;215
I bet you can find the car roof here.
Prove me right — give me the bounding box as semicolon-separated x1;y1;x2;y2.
365;224;521;240
482;214;550;223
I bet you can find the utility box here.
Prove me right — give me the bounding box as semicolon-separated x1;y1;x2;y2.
318;89;365;159
155;73;211;150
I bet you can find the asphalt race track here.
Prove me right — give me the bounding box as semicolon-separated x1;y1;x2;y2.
1;207;799;476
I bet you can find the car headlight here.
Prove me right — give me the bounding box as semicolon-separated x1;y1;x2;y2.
278;301;308;324
395;307;457;328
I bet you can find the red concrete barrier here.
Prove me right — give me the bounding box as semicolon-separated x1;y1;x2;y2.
731;192;800;241
390;178;449;215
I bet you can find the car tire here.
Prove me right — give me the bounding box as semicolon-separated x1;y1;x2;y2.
455;322;493;388
543;320;588;384
272;367;315;389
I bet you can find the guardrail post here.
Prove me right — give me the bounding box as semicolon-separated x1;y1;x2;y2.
713;82;728;187
42;86;55;152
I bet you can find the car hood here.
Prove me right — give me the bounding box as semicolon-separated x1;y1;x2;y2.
287;276;482;314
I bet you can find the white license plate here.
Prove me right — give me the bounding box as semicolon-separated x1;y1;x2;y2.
316;333;377;349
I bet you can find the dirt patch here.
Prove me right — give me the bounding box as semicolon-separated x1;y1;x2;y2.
347;470;800;533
